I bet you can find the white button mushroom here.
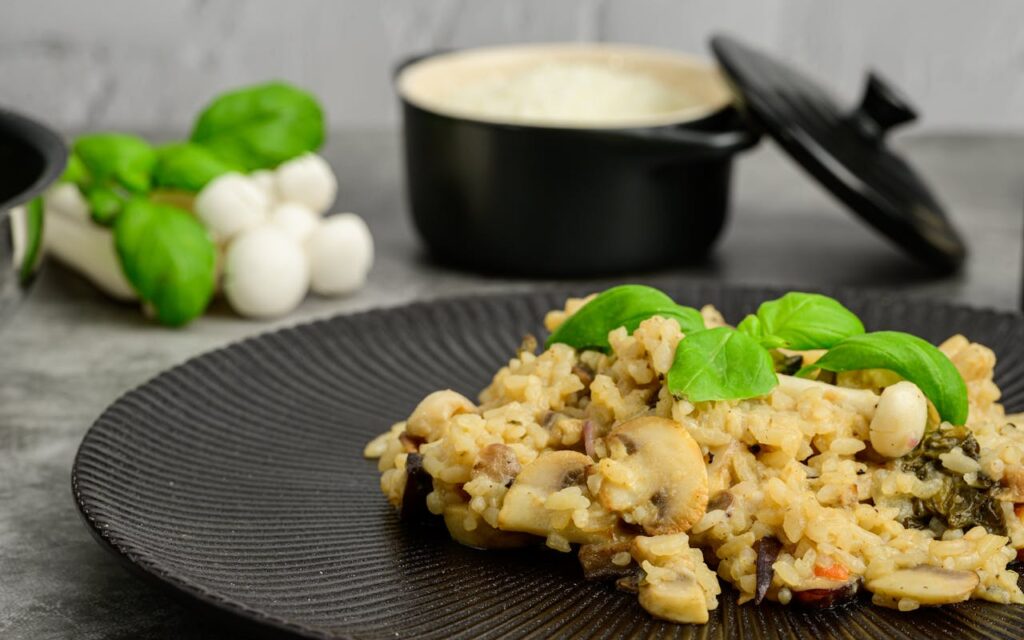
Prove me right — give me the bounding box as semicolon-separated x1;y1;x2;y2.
305;214;374;296
274;153;337;214
222;226;310;319
269;202;319;243
194;172;270;242
45;182;90;223
870;381;928;458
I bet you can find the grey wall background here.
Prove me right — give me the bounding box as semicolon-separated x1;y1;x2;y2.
3;0;1023;134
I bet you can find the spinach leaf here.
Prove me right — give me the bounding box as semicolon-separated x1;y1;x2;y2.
545;284;705;353
740;292;863;350
667;327;778;402
73;133;157;193
798;331;968;425
153;142;238;192
114;198;217;326
191;82;324;171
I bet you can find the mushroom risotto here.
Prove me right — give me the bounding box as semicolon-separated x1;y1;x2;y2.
364;286;1024;624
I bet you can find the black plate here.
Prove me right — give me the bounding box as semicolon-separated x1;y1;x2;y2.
72;285;1024;639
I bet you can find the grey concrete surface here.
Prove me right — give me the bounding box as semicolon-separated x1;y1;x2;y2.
1;129;1022;639
3;1;1024;133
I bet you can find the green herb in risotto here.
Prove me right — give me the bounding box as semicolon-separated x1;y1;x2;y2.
365;287;1024;624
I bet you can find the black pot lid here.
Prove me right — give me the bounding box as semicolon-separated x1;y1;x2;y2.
710;35;966;273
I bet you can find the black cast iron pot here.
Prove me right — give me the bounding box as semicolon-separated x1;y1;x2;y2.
0;108;66;321
397;44;759;276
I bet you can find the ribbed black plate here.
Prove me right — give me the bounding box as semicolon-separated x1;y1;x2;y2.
72;285;1024;639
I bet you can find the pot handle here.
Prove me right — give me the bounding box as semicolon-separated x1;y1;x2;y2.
595;122;760;158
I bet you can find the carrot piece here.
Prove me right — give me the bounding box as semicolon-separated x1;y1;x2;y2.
813;562;850;581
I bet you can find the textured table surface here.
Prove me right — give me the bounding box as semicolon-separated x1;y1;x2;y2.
1;130;1022;639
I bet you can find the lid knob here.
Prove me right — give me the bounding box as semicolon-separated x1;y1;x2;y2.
852;72;918;140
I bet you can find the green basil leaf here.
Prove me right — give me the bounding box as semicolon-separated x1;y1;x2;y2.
60;152;89;185
752;291;864;350
114;198;217;327
545;285;705;353
667;327;778;402
18;197;44;283
798;331;968;425
73;133;157;193
153;142;238;192
190;82;325;171
84;185;125;226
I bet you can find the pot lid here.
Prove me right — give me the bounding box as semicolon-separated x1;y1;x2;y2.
710;35;966;273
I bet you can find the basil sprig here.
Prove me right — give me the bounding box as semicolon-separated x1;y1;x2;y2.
546;285;704;353
737;291;864;350
546;286;968;424
49;81;326;326
798;331;968;425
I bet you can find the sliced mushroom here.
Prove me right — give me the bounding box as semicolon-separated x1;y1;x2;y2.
472;443;521;486
706;491;734;513
793;581;860;609
638;571;710;624
405;390;476;441
578;539;636;580
497;450;613;543
398;432;425;453
442;503;531;550
754;537;782;604
867;566;979;605
401;453;433;522
777;375;879;416
597;417;708;535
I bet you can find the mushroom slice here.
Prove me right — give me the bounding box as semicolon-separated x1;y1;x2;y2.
638;571;710;624
597;417;709;535
578;539;636;580
867;566;979;605
497;450;612;543
472;443;521;486
443;504;531;550
405;390;475;441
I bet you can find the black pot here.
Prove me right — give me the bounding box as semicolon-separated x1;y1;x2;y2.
397;45;759;277
0;108;66;321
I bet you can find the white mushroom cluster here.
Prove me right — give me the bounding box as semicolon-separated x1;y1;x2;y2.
44;152;375;320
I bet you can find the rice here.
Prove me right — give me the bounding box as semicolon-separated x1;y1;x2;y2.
442;62;698;125
366;296;1024;624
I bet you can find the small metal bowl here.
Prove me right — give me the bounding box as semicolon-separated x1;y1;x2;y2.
0;108;66;322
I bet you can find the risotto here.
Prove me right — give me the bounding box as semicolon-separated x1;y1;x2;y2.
364;288;1024;624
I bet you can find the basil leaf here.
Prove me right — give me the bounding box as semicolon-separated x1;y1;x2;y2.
153;142;238;192
798;331;968;425
18;197;44;283
114;198;217;326
73;133;157;193
748;292;864;350
190;82;325;171
546;285;705;353
667;327;778;402
737;314;787;350
60;152;89;185
84;185;124;226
